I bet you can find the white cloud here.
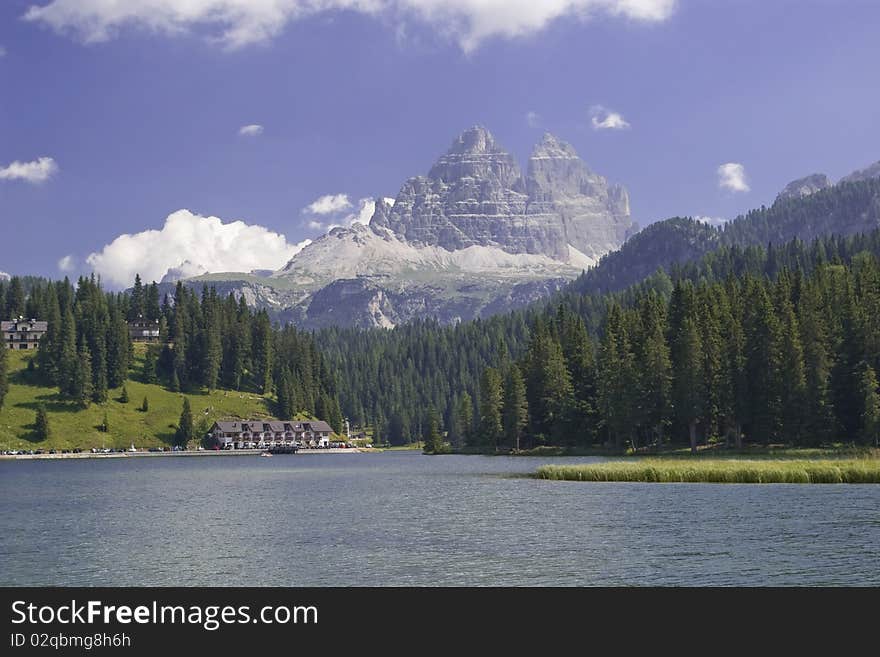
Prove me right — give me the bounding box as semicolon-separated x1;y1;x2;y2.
694;215;728;228
238;123;263;137
0;271;10;281
0;156;59;183
23;1;677;51
590;105;630;130
57;254;76;272
303;193;352;215
302;196;396;232
717;162;750;193
86;209;310;287
526;111;541;128
0;46;6;57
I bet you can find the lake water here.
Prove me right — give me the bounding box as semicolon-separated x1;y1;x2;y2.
1;451;878;586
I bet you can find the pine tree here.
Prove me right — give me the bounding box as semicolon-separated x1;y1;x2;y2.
859;364;880;447
743;280;782;444
91;337;108;404
73;345;93;408
36;283;61;383
598;303;636;450
673;317;704;454
0;342;7;411
457;392;474;448
636;294;672;448
141;396;149;412
477;367;503;450
423;406;444;454
100;410;110;433
799;281;835;445
120;385;129;403
129;274;145;321
175;397;194;447
142;345;158;384
778;301;807;444
58;306;78;397
502;365;528;450
6;277;25;318
34;405;50;441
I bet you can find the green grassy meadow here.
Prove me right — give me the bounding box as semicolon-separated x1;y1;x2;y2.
0;347;274;451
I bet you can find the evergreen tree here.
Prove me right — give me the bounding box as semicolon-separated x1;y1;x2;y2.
636;293;672;448
860;364;880;447
423;406;444;454
34;405;50;441
120;385;129;403
58;306;78;397
73;345;93;408
100;410;109;433
456;392;474;448
477;367;503;450
672;317;704;453
91;337;108;404
502;365;528;450
0;342;7;411
175;397;194;447
598;303;636;449
141;396;149;412
142;345;158;384
6;277;25;318
778;301;807;444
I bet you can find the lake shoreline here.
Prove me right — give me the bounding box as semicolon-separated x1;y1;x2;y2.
0;447;368;460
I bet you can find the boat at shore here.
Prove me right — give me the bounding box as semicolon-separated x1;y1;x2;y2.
260;451;272;458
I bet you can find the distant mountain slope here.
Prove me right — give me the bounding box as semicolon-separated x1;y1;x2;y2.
571;177;880;295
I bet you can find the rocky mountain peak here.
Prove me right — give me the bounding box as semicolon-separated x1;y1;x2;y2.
370;125;633;262
446;125;499;155
776;173;832;202
531;132;579;160
840;160;880;184
426;125;521;186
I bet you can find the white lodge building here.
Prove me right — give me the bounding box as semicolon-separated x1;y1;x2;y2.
208;420;334;449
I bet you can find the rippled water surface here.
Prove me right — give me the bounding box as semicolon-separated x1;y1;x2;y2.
2;452;878;586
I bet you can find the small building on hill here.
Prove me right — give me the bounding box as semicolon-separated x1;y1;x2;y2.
129;315;160;342
2;317;47;350
207;419;334;449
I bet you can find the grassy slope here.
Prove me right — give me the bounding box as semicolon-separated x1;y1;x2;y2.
536;457;880;484
0;346;275;451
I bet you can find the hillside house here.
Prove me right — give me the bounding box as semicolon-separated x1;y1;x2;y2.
2;317;47;350
208;419;334;449
129;315;161;342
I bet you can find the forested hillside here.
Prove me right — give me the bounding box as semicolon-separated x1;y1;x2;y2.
569;177;880;295
0;275;343;446
319;213;880;450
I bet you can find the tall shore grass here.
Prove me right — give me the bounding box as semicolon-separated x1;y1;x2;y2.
536;459;880;484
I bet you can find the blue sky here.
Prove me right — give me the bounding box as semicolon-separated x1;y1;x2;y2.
1;0;878;286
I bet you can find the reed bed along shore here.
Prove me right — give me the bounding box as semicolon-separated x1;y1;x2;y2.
535;459;880;484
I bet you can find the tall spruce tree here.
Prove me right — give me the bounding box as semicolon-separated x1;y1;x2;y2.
502;365;528;450
34;405;50;442
73;345;93;408
859;364;880;447
0;341;7;411
477;367;503;450
175;397;194;447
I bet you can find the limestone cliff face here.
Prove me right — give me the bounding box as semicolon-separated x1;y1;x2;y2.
776;174;832;202
181;126;635;329
370;126;633;262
